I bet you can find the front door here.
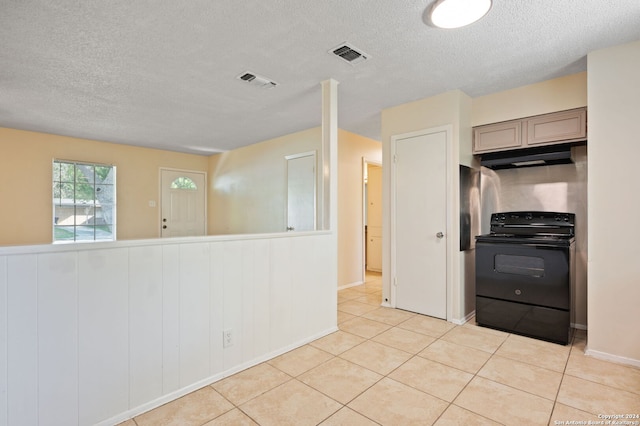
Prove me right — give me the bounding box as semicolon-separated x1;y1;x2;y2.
160;169;206;237
392;128;448;318
286;152;316;232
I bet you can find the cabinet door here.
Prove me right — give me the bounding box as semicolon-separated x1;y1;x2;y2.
366;165;383;272
473;120;522;153
366;233;382;272
526;108;586;146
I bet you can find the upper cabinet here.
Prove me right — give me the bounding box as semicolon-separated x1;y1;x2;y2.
473;120;523;153
473;107;587;154
525;108;587;146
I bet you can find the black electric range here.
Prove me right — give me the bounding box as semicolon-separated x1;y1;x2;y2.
475;211;575;344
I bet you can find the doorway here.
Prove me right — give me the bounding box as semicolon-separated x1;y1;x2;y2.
286;151;317;232
364;160;383;275
391;127;450;319
160;169;206;238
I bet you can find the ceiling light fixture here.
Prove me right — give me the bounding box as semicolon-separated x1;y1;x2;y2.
429;0;492;29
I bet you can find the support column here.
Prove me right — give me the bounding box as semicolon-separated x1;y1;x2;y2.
321;79;339;232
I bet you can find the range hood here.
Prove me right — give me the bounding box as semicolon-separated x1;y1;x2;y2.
480;144;574;169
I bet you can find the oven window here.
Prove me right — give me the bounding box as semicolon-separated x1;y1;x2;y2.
494;254;544;277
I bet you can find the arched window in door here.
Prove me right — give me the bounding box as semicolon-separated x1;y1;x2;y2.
170;176;197;190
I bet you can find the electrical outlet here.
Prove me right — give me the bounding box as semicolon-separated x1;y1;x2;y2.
223;329;233;348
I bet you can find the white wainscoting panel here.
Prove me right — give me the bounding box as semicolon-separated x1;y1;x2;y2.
161;244;181;394
179;243;211;387
269;238;293;351
222;240;244;370
0;257;8;426
209;242;225;376
7;255;38;426
78;248;130;425
239;241;256;365
249;239;271;360
38;252;79;426
129;246;164;408
296;236;326;343
309;236;336;335
0;232;336;425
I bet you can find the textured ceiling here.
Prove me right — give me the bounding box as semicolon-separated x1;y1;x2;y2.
1;0;639;154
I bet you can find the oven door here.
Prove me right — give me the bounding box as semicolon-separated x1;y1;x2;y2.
475;240;571;310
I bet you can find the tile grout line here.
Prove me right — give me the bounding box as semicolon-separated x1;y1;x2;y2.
133;281;616;425
324;284;618;423
437;327;510;425
341;290;510;425
341;284;581;424
546;329;579;426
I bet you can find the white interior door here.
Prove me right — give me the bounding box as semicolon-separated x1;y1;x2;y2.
160;169;206;237
392;129;448;318
366;164;383;272
286;152;316;232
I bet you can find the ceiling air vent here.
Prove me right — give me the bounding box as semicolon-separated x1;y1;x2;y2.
236;72;278;89
329;43;370;66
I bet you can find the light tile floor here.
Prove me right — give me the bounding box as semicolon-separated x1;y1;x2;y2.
122;272;640;426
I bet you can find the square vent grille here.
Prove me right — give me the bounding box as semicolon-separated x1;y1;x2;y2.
329;43;370;65
236;72;278;89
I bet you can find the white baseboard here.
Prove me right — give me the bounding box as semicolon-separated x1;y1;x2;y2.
101;325;339;426
451;310;475;325
585;347;640;369
338;280;364;290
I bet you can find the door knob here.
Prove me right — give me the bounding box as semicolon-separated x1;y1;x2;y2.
436;232;444;239
287;226;295;231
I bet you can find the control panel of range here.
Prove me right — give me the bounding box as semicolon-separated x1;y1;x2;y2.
489;211;575;236
491;212;574;224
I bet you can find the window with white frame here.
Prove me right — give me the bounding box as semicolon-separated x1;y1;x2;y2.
52;160;116;242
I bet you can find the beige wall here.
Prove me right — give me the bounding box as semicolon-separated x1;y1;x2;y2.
207;126;382;287
587;40;640;362
472;72;587;126
380;90;473;321
0;127;208;246
337;129;382;287
207;127;321;235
